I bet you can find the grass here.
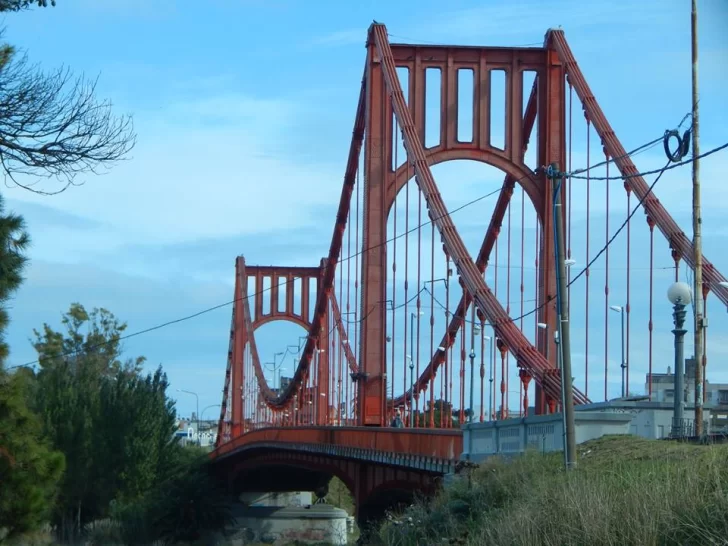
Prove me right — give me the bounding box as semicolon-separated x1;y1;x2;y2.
378;435;728;546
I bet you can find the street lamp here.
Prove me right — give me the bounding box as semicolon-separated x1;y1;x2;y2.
405;354;415;428
265;352;285;390
468;348;476;423
177;389;200;445
484;336;493;420
200;404;221;421
537;322;549;362
719;282;728;312
409;310;424;426
667;281;692;437
609;305;627;397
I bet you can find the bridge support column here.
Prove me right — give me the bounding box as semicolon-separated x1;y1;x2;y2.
231;257;247;437
358;39;390;427
317;258;331;425
534;46;567;415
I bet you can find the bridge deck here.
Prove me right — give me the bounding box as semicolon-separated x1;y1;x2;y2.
211;426;463;473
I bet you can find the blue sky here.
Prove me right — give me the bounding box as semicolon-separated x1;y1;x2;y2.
2;0;727;419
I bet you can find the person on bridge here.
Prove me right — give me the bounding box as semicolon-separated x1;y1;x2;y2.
390;408;404;428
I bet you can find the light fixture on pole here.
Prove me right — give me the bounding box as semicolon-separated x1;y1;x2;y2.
410;310;424;426
537;322;549;362
200;404;222;421
609;305;627;397
273;351;284;389
468;348;476;423
485;335;493;420
667;281;692;438
719;282;728;312
406;354;415;428
177;389;200;445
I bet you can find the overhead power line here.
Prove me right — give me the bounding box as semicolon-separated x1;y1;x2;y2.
9;130;724;370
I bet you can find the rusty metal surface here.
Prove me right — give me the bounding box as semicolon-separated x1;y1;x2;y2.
212;425;463;465
548;30;728;305
368;23;588;407
390;63;543;409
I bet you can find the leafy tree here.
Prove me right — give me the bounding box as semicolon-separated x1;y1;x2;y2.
31;304;181;542
110;448;236;545
410;399;461;428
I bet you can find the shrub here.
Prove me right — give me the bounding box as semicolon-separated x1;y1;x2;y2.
379;436;728;546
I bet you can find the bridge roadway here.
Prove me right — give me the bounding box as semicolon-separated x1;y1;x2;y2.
209;426;463;524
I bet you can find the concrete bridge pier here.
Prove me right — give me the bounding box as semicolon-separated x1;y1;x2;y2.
220;491;350;546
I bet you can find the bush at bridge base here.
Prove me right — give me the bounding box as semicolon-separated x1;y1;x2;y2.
377;435;728;546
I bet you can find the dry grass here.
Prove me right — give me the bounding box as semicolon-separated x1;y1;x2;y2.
379;435;728;546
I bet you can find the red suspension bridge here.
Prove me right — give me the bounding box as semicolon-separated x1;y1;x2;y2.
209;22;727;520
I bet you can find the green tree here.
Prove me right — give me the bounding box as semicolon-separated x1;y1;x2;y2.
412;399;461;428
32;304;184;542
0;195;65;541
0;195;28;363
0;371;64;542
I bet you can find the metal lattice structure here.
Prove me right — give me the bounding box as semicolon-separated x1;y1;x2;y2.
210;23;727;515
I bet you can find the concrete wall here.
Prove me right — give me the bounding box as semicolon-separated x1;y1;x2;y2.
462;401;714;462
226;504;349;546
462;411;632;462
239;491;312;508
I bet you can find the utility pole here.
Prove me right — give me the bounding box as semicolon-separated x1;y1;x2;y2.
691;0;704;436
548;163;577;470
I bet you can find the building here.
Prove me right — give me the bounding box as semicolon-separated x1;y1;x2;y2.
280;376;293;391
646;359;728;432
174;418;218;448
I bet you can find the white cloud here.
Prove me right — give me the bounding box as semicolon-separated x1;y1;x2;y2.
6;0;728;417
5;91;343;245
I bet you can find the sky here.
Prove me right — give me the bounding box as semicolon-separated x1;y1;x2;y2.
2;0;727;420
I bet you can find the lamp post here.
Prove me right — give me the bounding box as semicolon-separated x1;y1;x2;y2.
483;335;492;420
200;404;221;421
265;352;285;390
609;305;627;397
408;357;415;428
537;322;549;415
273;351;284;389
537;321;549;360
487;335;495;420
719;281;728;311
667;281;692;437
410;310;424;426
177;389;200;445
468;348;476;423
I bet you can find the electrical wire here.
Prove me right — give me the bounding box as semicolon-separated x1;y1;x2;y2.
567;141;727;181
8;185;509;369
10;130;720;370
564;112;691;177
511;131;688;322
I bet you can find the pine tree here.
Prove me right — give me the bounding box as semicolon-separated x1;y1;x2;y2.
0;371;65;541
0;195;65;541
